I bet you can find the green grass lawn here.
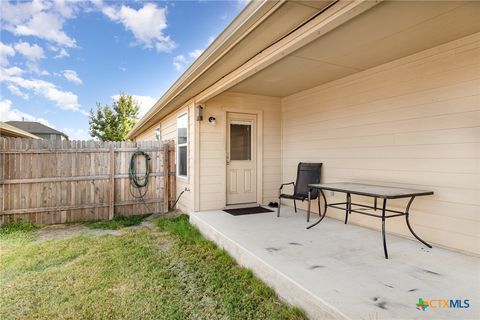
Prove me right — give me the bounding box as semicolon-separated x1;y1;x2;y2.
0;215;305;320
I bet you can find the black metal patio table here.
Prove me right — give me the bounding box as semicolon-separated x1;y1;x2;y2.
306;182;434;259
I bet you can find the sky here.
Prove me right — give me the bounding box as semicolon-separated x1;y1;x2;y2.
0;0;247;140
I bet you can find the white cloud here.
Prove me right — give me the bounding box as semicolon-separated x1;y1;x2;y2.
173;48;204;72
189;49;203;60
47;44;69;58
172;35;214;72
1;1;77;48
12;41;47;75
0;42;15;66
207;36;216;45
1;66;24;77
54;48;69;58
237;0;251;8
173;54;187;71
63;127;91;140
52;0;77;19
3;1;175;54
23;61;49;76
1;70;86;115
62;69;82;85
111;94;156;117
14;12;76;47
101;3;175;52
7;84;29;100
0;98;52;127
0;0;47;26
101;5;119;20
14;42;45;61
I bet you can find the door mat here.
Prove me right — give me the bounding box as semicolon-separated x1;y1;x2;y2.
223;206;273;216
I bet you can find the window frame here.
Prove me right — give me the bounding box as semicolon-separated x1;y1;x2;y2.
176;112;188;178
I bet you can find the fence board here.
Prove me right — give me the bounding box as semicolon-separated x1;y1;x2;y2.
0;138;175;225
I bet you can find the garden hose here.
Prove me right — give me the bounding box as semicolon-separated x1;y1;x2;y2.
129;150;152;211
171;189;186;211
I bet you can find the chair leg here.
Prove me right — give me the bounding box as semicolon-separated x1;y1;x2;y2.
307;189;311;222
294;200;297;213
277;197;281;217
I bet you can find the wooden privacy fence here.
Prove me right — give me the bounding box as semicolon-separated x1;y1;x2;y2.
0;138;176;225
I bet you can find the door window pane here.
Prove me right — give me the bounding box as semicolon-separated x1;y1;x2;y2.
230;121;251;160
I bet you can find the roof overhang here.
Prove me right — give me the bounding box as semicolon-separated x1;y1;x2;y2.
128;0;283;138
228;0;480;97
128;0;354;139
129;0;480;139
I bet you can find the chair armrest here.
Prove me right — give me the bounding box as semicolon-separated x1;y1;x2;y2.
279;182;295;196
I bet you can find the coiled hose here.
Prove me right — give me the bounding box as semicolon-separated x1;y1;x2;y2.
129;150;150;200
129;149;186;212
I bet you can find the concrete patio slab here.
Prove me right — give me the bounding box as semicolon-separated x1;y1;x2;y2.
190;207;479;320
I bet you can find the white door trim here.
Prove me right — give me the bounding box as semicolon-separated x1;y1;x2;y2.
222;107;263;208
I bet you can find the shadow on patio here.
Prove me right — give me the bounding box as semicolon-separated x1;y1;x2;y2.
191;206;479;320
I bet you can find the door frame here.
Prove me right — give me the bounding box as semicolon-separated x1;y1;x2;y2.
222;107;263;208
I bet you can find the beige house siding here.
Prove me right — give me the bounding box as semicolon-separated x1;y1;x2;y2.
281;33;480;255
199;92;282;211
135;102;196;213
134;123;157;141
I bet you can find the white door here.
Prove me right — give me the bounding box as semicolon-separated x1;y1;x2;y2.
226;113;256;205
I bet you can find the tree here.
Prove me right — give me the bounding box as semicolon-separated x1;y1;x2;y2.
89;93;140;141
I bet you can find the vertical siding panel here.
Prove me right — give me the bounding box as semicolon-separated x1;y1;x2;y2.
281;34;480;254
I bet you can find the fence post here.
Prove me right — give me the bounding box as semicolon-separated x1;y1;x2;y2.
169;140;176;209
163;142;169;213
0;138;4;225
109;144;115;220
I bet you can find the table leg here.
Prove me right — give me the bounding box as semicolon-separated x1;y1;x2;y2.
307;188;311;222
317;193;321;217
405;196;432;248
382;198;388;259
306;190;328;229
344;193;351;224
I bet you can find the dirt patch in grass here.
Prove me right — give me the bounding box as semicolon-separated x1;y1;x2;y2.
0;214;305;320
35;224;122;242
82;214;151;230
1;213;154;243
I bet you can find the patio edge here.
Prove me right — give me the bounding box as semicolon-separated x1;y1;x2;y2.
190;213;350;320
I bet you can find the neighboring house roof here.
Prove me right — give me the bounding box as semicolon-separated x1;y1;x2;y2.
6;121;68;139
0;122;41;139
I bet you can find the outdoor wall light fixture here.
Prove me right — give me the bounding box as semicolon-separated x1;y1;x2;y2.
208;116;216;125
195;104;204;121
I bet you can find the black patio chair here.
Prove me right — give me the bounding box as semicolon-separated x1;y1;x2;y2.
277;162;322;221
